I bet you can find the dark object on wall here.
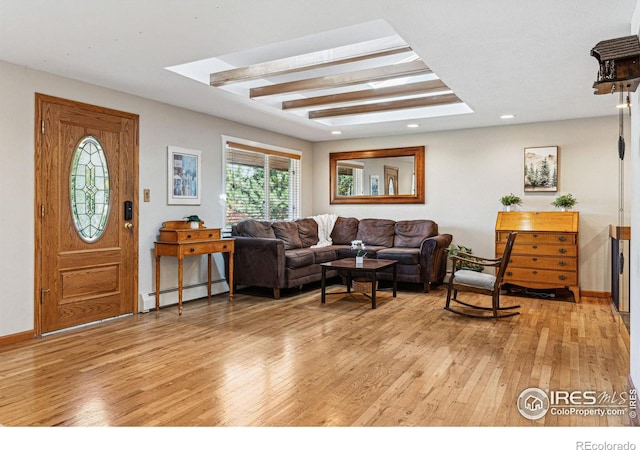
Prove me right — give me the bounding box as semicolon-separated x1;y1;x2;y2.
591;35;640;95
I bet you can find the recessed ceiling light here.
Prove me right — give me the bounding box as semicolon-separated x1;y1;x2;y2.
331;130;342;135
407;123;420;128
500;114;515;119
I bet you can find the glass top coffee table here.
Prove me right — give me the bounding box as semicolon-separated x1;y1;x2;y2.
320;258;397;309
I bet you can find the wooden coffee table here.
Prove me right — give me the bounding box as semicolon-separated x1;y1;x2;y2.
320;258;397;309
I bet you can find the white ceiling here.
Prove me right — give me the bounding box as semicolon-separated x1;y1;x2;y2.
0;0;636;142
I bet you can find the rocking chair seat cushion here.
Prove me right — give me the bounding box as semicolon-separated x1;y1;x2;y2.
453;270;496;290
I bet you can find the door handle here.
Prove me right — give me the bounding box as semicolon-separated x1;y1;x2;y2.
124;222;133;229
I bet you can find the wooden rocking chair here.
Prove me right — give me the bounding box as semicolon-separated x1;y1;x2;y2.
445;232;520;318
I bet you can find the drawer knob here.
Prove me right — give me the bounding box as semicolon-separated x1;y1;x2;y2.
532;257;538;261
558;261;567;266
558;236;567;242
558;248;567;254
190;247;195;253
208;234;214;238
506;271;513;277
532;270;538;275
532;245;538;249
187;234;192;239
533;234;538;238
559;275;567;281
222;245;227;249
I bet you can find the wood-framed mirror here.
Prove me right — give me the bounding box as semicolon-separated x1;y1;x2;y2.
329;146;425;204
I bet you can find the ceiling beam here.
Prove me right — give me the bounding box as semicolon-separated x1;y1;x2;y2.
281;79;448;110
250;60;431;98
210;36;413;87
308;93;461;119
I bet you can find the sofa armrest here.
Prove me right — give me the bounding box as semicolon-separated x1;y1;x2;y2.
223;236;286;289
420;233;453;284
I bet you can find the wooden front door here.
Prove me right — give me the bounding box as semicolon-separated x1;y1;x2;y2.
384;165;398;195
35;94;139;334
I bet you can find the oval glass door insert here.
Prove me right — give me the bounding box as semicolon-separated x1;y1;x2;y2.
70;136;110;242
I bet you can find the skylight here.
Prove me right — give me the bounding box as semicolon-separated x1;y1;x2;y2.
166;20;472;127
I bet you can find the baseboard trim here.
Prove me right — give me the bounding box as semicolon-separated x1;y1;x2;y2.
0;329;35;346
628;375;639;426
580;290;611;298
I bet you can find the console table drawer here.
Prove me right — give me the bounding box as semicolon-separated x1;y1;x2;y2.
179;240;234;256
503;267;577;285
508;255;577;271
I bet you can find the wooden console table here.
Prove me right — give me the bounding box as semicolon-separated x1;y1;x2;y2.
155;221;234;315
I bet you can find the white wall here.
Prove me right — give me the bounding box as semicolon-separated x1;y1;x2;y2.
0;59;313;337
312;116;629;294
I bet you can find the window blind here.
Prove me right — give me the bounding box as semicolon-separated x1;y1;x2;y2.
225;141;301;228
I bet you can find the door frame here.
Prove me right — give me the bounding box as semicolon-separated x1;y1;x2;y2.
34;93;139;336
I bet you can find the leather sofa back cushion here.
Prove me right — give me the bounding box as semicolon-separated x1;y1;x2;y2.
295;218;319;247
235;220;276;239
357;219;395;247
272;221;303;249
394;220;438;248
330;217;359;244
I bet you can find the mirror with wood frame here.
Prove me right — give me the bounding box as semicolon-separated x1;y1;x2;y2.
329;146;425;204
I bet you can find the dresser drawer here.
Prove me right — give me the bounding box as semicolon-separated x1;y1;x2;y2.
507;255;577;271
159;228;221;242
503;267;577;285
498;243;577;257
497;231;576;245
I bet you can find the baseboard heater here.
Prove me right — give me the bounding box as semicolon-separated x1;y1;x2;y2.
142;278;228;312
147;278;227;297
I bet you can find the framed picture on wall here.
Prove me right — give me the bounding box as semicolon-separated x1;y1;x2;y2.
167;146;202;204
370;175;380;195
524;146;558;192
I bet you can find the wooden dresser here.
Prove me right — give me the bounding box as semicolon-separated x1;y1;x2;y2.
495;211;580;301
155;221;234;315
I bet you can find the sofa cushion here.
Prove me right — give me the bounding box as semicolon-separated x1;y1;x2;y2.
295;217;319;247
377;247;421;265
272;221;303;250
331;217;359;244
234;219;276;239
284;248;315;269
394;220;438;248
357;218;395;247
310;246;338;263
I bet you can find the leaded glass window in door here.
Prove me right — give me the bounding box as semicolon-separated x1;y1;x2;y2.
70;136;110;242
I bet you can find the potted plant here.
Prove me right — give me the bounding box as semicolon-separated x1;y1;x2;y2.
551;193;577;211
184;215;202;229
499;193;523;211
351;240;367;265
446;244;484;272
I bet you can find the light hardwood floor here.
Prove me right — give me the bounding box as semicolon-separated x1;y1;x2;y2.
0;282;632;427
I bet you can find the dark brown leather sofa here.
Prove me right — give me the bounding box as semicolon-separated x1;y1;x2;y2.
224;216;452;298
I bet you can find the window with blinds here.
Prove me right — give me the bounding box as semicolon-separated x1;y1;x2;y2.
337;162;364;196
224;140;301;228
